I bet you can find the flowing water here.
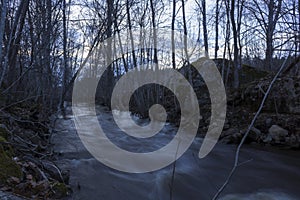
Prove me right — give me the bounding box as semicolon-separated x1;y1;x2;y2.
52;105;300;200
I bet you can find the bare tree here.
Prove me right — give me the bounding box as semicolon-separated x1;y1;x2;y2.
150;0;158;68
171;0;176;69
126;0;137;69
59;0;69;112
230;0;244;88
230;0;240;88
0;0;8;83
195;0;209;57
0;0;30;88
246;0;283;70
214;0;219;59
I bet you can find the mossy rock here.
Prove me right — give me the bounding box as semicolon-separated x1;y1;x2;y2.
0;150;22;184
52;182;68;198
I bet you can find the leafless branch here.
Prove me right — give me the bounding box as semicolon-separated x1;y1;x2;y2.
212;49;292;200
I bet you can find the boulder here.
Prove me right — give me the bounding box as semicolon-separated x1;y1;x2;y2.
265;118;273;128
247;127;262;142
220;128;242;144
221;128;239;138
285;134;300;149
268;125;288;143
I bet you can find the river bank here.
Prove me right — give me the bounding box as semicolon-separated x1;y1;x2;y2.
0;103;70;199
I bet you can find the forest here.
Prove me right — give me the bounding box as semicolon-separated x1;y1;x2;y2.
0;0;299;199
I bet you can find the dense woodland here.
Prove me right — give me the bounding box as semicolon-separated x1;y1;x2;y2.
0;0;299;199
0;0;298;112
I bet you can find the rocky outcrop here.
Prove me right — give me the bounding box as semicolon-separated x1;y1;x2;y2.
220;73;300;149
233;76;300;114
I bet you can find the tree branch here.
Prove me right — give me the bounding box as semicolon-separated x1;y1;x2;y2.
212;50;292;200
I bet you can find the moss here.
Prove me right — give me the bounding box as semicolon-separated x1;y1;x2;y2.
0;136;6;143
52;182;68;198
0;125;9;140
0;150;22;184
0;135;14;158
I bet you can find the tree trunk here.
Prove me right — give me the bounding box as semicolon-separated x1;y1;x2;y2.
126;0;137;69
214;0;219;59
60;0;68;113
265;0;282;71
230;0;240;88
201;0;208;57
1;0;29;88
171;0;176;69
105;0;114;107
0;0;8;87
150;0;158;68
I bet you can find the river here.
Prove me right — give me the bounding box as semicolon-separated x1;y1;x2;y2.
52;105;300;200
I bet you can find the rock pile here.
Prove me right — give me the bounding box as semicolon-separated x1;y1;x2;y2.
220;75;300;149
